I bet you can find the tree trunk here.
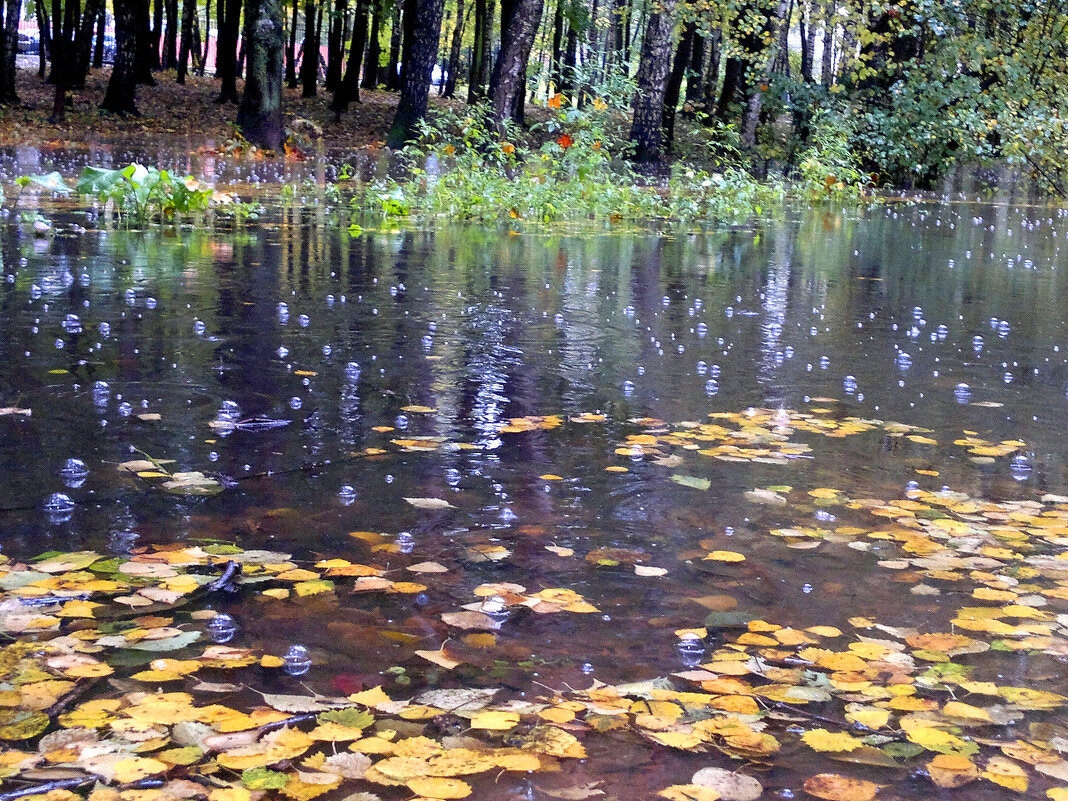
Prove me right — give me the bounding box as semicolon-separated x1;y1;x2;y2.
465;0;489;100
683;30;703;111
385;0;443;146
487;0;541;128
800;0;814;81
715;55;744;118
93;4;105;68
199;0;210;71
701;27;719;112
285;0;297;85
661;19;693;151
385;0;402;88
549;0;562;88
164;0;178;66
332;0;366;111
361;0;381;87
216;0;242;100
177;0;195;81
70;0;102;88
101;0;141;114
740;0;788;149
237;0;284;149
0;0;20;103
559;21;576;92
441;0;462;96
396;0;415;86
35;0;49;77
300;0;318;94
820;0;833;85
48;0;75;121
152;0;164;67
627;0;675;162
324;0;345;89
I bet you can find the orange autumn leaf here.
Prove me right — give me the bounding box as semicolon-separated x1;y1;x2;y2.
556;134;573;149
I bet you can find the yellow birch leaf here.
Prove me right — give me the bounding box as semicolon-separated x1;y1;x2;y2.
800;729;864;753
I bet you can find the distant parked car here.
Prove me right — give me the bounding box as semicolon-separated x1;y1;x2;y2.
17;32;40;55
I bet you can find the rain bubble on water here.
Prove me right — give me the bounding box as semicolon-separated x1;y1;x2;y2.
338;485;357;505
289;397;303;410
62;314;82;334
954;383;971;404
676;633;706;667
207;613;238;644
282;645;312;676
117;402;133;416
43;492;75;523
843;376;858;394
276;346;289;358
480;595;512;626
395;531;415;554
299;314;310;327
1010;454;1033;482
59;458;90;488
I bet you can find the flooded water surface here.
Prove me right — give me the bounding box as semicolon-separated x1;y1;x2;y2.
2;198;1068;801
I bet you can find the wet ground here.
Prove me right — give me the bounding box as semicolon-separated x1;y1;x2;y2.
1;186;1068;801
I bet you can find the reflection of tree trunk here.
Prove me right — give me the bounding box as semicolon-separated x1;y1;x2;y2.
0;0;21;103
628;0;676;163
177;0;195;81
237;0;284;149
331;0;367;111
361;0;381;87
101;0;141;114
385;0;444;146
661;19;694;150
441;0;462;96
488;0;541;128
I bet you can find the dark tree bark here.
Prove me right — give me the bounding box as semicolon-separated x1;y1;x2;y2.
715;56;745;118
35;0;49;77
559;21;576;92
487;0;541;128
627;0;676;162
820;0;833;85
701;27;720;112
164;0;178;66
441;0;462;96
177;0;195;81
93;4;105;68
360;0;381;87
135;0;157;82
661;19;694;150
48;0;77;121
549;0;563;89
300;0;318;94
396;0;415;85
324;0;346;89
216;0;242;100
0;0;20;104
331;0;367;111
152;0;163;67
683;30;704;111
465;0;490;100
71;0;102;88
385;0;443;147
385;0;402;88
101;0;141;114
740;0;788;148
200;0;211;70
799;0;814;82
237;0;284;149
285;0;298;85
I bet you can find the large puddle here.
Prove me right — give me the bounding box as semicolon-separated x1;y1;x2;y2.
1;194;1068;801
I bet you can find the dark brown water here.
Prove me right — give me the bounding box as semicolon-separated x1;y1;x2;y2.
2;195;1068;800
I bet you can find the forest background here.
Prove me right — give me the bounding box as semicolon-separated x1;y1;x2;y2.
0;0;1066;201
